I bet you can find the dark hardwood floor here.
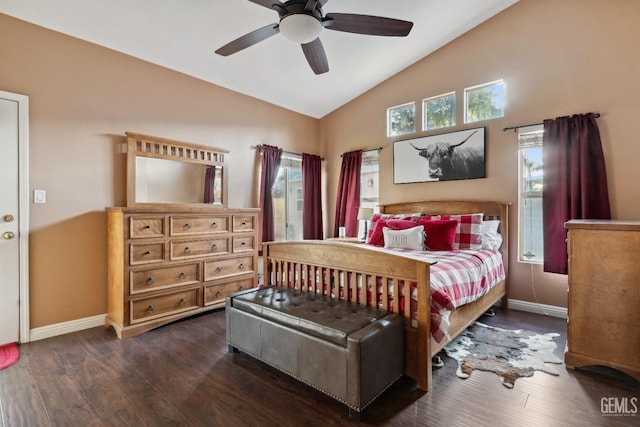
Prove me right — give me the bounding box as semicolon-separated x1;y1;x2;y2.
1;308;637;426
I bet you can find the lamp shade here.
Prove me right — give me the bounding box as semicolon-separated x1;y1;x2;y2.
357;207;374;221
279;13;323;44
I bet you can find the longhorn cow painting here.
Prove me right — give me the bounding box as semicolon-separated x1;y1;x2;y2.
393;127;486;184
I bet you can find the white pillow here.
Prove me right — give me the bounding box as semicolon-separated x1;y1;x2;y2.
383;225;425;251
480;220;503;250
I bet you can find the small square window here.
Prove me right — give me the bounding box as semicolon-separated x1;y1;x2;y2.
387;102;415;137
423;92;456;131
465;80;505;123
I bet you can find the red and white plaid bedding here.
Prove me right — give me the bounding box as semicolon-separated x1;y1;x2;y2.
270;246;505;344
365;246;505;342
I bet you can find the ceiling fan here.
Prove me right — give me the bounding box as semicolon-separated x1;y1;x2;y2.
215;0;414;75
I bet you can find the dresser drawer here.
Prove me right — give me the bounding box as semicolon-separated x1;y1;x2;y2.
130;288;199;323
233;235;255;253
129;217;165;238
130;263;200;294
204;277;254;306
170;237;230;260
130;242;165;265
204;256;254;281
170;215;229;236
233;215;255;232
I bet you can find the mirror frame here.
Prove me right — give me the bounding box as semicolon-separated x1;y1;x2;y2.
125;132;228;208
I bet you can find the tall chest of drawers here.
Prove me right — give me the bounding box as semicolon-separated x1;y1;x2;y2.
106;207;259;338
565;220;640;381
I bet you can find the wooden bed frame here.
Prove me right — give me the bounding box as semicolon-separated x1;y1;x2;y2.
261;200;510;391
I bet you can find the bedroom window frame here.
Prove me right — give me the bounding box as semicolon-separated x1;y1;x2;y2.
517;125;544;264
271;154;303;241
464;80;505;124
359;150;379;239
387;102;416;137
422;91;456;131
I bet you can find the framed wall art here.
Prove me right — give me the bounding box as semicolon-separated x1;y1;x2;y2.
393;127;486;184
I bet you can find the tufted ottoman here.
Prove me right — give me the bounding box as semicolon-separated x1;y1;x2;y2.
226;286;404;418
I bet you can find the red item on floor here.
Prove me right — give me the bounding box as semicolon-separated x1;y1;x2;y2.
0;342;19;369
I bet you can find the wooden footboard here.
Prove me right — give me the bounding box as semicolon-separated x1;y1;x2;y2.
262;200;510;392
262;240;434;389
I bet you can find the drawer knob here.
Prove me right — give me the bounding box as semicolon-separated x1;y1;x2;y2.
215;266;223;273
239;286;245;291
241;222;246;226
240;242;246;246
143;225;151;229
147;305;154;313
216;291;222;298
239;263;245;270
179;272;186;279
211;243;217;251
211;222;218;228
147;277;155;285
184;247;191;254
143;250;152;255
183;223;191;229
179;298;187;306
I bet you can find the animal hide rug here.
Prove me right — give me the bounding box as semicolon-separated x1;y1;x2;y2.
444;322;562;388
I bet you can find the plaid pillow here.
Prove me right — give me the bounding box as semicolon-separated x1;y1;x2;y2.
438;213;484;250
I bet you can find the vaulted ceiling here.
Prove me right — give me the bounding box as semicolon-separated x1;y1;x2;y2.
0;0;519;118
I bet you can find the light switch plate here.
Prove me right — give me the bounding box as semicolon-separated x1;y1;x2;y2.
34;189;46;204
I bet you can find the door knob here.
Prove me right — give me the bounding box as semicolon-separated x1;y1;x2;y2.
2;214;14;222
3;231;15;240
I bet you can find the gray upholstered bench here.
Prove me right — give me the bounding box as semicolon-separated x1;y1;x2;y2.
226;286;404;418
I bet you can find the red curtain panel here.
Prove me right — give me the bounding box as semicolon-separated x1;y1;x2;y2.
542;113;611;274
302;153;323;240
334;150;362;238
259;145;283;246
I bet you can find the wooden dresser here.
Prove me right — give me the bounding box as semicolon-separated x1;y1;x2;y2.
565;220;640;380
106;206;259;338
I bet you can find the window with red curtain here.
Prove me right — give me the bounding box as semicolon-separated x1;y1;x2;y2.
334;150;362;237
302;153;323;240
542;113;610;274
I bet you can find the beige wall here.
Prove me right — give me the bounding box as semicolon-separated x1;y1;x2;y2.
0;14;318;328
2;0;639;330
320;0;640;307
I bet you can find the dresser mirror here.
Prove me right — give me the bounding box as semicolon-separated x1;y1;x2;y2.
126;132;228;207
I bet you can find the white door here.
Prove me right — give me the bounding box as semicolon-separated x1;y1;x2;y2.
0;91;29;345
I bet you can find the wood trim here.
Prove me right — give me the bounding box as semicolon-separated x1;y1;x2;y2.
125;132;229;208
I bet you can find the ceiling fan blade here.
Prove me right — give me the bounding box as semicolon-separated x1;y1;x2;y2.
304;0;317;13
324;13;413;37
301;38;329;75
215;24;280;56
248;0;285;11
317;0;330;6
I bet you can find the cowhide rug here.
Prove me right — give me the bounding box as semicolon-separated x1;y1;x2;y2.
443;322;562;388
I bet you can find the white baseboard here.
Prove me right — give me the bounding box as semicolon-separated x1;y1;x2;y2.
29;313;106;342
506;299;567;319
25;300;566;342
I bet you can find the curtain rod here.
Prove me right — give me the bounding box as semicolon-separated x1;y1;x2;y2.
341;147;383;157
251;144;325;161
503;113;600;132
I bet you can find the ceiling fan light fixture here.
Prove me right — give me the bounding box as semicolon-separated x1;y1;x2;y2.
279;13;322;44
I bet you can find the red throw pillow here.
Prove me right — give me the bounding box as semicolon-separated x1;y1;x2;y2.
386;219;419;230
367;219;388;246
419;218;459;251
367;218;418;246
